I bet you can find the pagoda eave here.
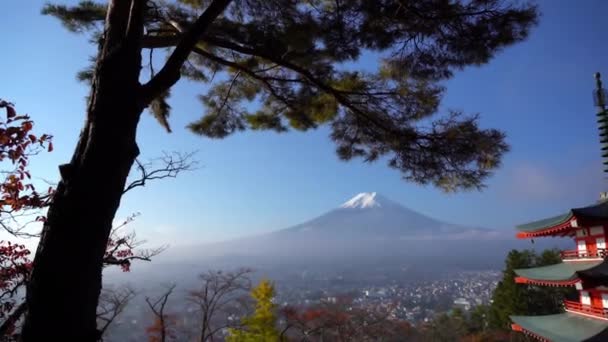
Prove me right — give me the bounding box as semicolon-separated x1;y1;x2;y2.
511;313;608;342
516;200;608;238
516;215;576;239
513;260;603;287
511;323;551;342
516;212;574;238
514;276;579;287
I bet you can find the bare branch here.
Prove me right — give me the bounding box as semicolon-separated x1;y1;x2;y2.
0;302;26;338
102;213;167;271
148;47;156;78
146;284;177;342
123;151;198;194
97;285;137;337
187;268;253;342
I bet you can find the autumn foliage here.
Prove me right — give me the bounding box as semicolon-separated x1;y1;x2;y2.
146;315;179;342
0;101;154;338
279;296;418;341
227;279;281;342
0;242;30;316
103;213;154;273
0;100;53;336
0;100;52;228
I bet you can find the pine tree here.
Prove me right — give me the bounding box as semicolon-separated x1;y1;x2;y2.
488;249;535;329
468;304;491;333
227;279;280;342
433;311;468;341
22;1;538;339
488;249;575;330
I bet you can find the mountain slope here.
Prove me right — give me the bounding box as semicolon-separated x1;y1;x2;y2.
277;192;490;239
167;192;522;262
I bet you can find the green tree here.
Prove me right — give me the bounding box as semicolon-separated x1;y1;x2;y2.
537;248;563;265
489;249;535;329
23;1;538;339
488;249;575;330
468;304;491;334
227;279;280;342
423;309;468;342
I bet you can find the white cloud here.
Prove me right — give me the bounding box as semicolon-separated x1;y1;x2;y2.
501;161;604;202
505;163;563;200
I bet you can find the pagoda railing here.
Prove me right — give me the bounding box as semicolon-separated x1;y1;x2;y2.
560;248;607;260
564;300;608;319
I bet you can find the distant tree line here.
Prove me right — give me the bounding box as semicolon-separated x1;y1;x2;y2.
136;249;570;342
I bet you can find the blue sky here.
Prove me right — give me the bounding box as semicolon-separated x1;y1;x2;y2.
0;0;607;246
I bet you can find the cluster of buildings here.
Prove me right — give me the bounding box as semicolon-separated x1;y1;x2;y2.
278;269;499;323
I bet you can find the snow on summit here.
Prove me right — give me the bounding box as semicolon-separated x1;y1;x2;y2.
340;192;382;209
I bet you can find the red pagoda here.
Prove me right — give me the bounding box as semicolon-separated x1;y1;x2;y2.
509;73;608;341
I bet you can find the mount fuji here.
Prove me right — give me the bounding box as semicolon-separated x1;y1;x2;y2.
121;192;567;287
159;192;553;268
275;192;494;239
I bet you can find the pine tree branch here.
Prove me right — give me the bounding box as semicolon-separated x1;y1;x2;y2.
142;34;180;49
125;0;146;44
105;0;134;51
199;36;400;138
187;47;296;112
141;29;398;138
141;0;232;104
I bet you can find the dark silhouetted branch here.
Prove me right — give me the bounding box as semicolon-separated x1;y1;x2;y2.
141;0;232;103
97;285;137;337
124;151;197;194
146;284;177;342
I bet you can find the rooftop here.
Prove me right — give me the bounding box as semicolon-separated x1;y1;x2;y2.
511;312;608;342
514;260;604;286
516;200;608;238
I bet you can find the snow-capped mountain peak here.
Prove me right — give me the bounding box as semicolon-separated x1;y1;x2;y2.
340;192;381;209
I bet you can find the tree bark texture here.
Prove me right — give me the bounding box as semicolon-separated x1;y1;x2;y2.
22;1;146;340
20;0;231;338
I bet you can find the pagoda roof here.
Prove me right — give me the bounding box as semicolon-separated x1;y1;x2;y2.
514;260;603;286
516;200;608;238
579;259;608;280
511;312;608;342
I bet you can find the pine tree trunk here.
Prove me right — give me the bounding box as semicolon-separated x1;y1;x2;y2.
21;1;145;340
